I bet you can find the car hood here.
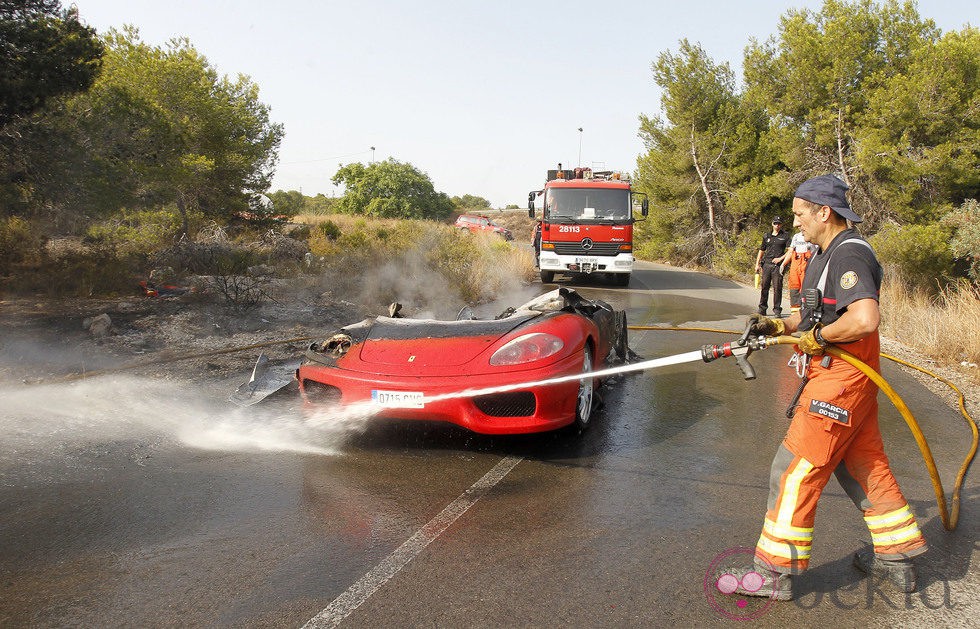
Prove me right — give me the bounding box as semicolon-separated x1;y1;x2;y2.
357;313;541;367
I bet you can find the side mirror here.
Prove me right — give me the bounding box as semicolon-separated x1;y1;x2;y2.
527;191;536;216
641;198;649;217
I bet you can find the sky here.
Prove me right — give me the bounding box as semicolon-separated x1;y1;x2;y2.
71;0;975;208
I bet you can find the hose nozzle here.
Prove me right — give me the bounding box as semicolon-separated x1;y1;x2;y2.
701;340;756;380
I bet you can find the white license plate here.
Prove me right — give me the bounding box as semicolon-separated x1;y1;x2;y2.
371;390;425;408
575;257;598;264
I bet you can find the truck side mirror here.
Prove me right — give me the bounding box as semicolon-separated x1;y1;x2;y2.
641;198;649;217
527;191;536;216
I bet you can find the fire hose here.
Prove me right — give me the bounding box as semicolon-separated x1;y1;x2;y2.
630;324;978;532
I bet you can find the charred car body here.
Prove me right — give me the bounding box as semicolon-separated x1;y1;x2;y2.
297;288;629;434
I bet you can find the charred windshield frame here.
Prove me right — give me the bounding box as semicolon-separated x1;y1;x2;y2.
544;188;632;222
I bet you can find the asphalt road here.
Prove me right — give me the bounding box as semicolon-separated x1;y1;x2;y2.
1;261;977;627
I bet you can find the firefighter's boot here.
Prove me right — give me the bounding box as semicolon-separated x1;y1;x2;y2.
853;547;916;593
722;565;794;601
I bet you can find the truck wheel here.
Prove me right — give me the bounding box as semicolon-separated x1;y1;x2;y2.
540;270;555;283
614;273;630;287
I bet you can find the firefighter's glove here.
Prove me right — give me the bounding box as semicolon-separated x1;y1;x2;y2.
747;314;785;337
797;325;829;356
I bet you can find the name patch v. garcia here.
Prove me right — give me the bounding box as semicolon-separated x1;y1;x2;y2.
809;399;850;424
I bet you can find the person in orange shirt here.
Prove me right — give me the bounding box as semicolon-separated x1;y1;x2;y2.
726;174;927;602
784;229;818;313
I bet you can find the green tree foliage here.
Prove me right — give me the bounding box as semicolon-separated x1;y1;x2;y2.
635;39;775;264
869;221;954;289
331;159;454;220
88;28;284;231
636;0;979;288
742;0;940;225
858;27;980;223
267;190;306;217
637;40;740;234
0;0;104;126
451;194;492;210
267;190;338;217
2;26;283;234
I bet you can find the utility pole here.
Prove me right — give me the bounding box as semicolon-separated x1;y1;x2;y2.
370;146;376;164
577;127;583;166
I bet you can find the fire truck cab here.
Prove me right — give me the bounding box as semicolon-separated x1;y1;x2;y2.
529;165;647;287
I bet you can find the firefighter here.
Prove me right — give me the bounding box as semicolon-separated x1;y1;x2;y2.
785;229;818;313
532;220;542;267
728;174;927;601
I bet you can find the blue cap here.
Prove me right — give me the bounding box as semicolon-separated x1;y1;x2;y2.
794;174;861;223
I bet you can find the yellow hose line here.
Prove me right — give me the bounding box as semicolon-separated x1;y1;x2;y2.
628;325;738;335
768;335;970;530
628;324;977;531
882;352;979;522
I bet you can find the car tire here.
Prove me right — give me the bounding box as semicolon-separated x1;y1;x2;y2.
574;344;596;431
540;270;555;283
613;310;629;361
613;273;630;287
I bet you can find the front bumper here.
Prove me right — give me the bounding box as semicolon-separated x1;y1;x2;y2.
538;252;633;274
298;352;591;435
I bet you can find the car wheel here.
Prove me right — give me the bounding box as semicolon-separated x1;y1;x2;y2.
614;273;630;287
613;310;629;361
540;270;555;283
574;344;595;431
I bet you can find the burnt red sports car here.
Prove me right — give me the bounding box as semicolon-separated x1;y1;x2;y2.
297;288;629;434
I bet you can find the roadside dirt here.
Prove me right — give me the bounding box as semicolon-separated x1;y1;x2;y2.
0;280;367;388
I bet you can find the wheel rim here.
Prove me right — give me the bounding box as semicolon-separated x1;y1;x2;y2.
576;347;594;425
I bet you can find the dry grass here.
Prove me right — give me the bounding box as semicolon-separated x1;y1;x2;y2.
295;213;537;317
880;279;980;383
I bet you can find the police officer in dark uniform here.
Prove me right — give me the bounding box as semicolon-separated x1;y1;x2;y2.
755;217;790;316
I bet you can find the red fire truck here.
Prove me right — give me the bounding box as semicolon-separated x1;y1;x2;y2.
529;164;647;286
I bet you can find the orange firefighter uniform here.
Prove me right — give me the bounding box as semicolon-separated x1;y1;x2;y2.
754;230;927;574
787;231;816;313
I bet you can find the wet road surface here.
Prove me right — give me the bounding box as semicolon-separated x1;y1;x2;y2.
2;261;978;627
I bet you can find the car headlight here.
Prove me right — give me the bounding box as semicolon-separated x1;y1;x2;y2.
489;333;564;366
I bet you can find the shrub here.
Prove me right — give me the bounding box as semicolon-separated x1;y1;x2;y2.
85;206;198;255
711;231;761;280
0;216;47;277
943;199;980;284
870;221;955;291
318;220;341;240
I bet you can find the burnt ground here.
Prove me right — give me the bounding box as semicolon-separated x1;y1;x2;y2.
0;279;367;388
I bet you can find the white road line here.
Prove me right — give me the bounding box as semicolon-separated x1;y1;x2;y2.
302;455;524;629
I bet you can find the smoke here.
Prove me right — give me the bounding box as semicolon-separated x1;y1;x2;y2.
0;375;377;465
356;246;461;319
344;231;537;320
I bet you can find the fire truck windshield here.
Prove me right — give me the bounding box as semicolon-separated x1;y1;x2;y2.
545;188;631;222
